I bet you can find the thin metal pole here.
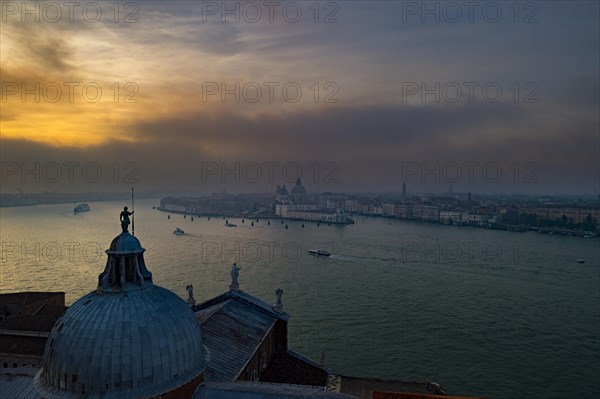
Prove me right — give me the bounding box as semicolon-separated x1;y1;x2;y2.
131;187;135;236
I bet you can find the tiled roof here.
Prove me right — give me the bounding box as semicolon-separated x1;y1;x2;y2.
338;376;446;398
0;317;54;334
0;292;63;307
196;291;282;382
195;290;288;322
0;335;46;356
195;380;356;399
194;290;289;382
32;304;67;318
0;371;42;399
260;351;328;387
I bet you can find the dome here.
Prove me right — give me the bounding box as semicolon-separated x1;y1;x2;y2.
34;286;205;398
291;178;306;195
109;232;144;254
34;230;205;399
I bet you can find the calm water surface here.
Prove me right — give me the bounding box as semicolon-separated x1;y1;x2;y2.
1;200;598;399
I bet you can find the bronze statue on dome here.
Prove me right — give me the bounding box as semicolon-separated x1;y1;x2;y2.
120;206;134;233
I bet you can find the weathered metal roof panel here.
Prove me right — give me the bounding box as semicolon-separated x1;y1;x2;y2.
0;371;42;399
195;381;357;398
198;295;278;382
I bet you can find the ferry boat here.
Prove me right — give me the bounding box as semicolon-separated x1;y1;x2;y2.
74;203;90;213
308;249;331;257
173;227;186;236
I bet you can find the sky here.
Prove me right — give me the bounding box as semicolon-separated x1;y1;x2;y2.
1;0;598;195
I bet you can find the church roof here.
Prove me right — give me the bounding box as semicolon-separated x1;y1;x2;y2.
34;285;205;399
0;373;356;399
0;370;41;399
33;231;205;399
0;292;64;307
195;380;355;398
194;290;287;382
291;178;306;195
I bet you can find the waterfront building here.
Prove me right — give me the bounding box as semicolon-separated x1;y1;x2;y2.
518;205;600;225
274;180;353;224
422;205;440;222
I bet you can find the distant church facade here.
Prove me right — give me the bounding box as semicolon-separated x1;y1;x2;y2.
275;178;354;224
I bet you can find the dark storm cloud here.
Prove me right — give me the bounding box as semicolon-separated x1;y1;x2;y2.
2;102;597;194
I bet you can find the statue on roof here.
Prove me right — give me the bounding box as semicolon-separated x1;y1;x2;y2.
186;284;195;306
120;206;134;233
230;263;242;290
273;288;284;312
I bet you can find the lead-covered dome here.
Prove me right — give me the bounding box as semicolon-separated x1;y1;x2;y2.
109;232;144;254
34;231;205;399
291;178;306;195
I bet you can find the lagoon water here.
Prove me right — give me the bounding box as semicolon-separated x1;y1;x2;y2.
1;199;598;399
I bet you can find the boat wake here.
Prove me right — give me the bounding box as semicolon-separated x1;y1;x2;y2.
328;254;397;263
327;254;355;261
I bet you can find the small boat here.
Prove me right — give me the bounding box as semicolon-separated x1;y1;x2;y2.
576;259;585;264
73;203;90;213
308;249;331;257
173;228;186;235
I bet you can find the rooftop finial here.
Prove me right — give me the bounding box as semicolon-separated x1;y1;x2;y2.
229;263;242;291
131;187;135;236
319;350;326;367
